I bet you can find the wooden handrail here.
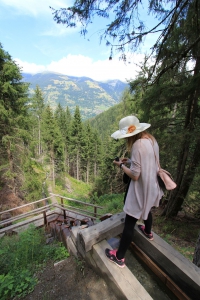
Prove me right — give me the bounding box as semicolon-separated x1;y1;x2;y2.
0;193;105;233
0;196;52;215
54;203;97;220
60;204;102;217
50;193;103;209
0;204;54;226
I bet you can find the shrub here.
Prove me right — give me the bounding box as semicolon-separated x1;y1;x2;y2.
0;225;69;299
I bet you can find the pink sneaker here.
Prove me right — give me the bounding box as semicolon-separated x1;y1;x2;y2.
138;225;154;240
105;248;125;268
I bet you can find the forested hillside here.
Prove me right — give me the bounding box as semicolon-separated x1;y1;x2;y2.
22;72;127;120
1;2;200;266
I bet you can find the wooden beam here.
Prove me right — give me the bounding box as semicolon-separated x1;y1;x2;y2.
53;203;98;220
130;242;190;300
86;239;153;300
61;204;102;217
50;193;104;209
0;196;52;215
0;209;61;234
77;212;125;252
0;205;53;226
134;224;200;300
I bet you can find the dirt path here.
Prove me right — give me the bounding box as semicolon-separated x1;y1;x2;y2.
22;256;118;300
47;184;58;204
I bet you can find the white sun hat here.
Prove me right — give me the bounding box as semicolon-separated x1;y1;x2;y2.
111;115;151;140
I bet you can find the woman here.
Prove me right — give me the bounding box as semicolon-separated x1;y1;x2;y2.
105;115;163;268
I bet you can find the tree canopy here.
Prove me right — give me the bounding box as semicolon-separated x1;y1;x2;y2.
51;0;200;81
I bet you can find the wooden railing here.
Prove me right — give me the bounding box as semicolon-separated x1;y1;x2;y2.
0;194;104;235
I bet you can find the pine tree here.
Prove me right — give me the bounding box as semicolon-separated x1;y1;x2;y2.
0;44;30;192
30;85;45;156
42;106;64;186
69;106;83;180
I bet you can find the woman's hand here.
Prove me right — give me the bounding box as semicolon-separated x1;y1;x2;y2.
113;159;123;167
122;157;131;165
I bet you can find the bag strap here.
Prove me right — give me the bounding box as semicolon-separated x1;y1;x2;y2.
148;139;161;169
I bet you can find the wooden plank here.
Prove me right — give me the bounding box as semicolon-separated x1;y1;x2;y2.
134;224;200;300
0;209;61;234
77;212;126;252
61;204;102;217
0;196;52;215
53;203;98;220
87;239;153;300
0;205;53;226
50;193;104;209
130;242;190;300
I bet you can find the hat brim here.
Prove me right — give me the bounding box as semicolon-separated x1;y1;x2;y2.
111;123;151;140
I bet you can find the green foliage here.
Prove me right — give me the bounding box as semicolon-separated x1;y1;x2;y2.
51;1;199;82
22;159;46;201
153;214;199;261
53;174;92;199
0;270;36;300
0;225;69;299
0;43;30;190
90;193;124;215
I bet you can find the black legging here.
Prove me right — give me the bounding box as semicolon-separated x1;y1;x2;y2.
116;211;152;260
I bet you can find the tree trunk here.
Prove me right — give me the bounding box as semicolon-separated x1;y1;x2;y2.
193;232;200;267
76;151;79;180
52;157;55;188
86;161;89;184
162;56;200;217
164;137;200;216
94;161;97;177
7;141;16;193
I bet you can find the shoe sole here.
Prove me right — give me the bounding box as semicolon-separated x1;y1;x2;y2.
105;253;125;268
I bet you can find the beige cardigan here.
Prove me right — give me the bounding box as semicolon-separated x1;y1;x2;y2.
123;138;163;220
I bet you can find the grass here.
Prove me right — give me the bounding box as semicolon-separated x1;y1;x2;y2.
152;210;199;262
53;174;92;200
0;225;69;300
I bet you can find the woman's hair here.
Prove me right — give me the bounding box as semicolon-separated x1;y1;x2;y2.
126;131;155;152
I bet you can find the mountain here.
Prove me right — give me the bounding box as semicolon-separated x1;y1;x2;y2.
22;72;128;120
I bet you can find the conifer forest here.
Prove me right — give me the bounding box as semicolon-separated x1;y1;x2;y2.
0;0;200;267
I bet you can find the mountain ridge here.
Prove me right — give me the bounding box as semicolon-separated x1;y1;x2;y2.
22;72;128;120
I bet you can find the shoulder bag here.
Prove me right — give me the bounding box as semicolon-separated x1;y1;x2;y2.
151;143;177;191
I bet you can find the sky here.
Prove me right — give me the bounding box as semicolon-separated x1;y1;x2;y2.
0;0;160;82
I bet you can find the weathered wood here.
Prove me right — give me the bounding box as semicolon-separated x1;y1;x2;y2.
0;204;53;226
99;213;112;221
86;239;153;300
61;204;103;217
0;196;52;215
0;209;61;235
53;203;98;220
130;242;190;300
134;224;200;300
50;193;104;208
77;212;125;253
66;236;79;258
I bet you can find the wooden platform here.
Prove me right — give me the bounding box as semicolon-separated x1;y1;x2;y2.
75;212;200;300
134;226;200;300
1;209;199;299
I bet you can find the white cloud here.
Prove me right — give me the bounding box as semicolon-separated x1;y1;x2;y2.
15;53;146;82
15;59;46;74
0;0;71;16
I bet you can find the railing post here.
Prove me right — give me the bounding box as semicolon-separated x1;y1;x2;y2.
61;197;66;220
43;211;47;225
94;206;97;218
